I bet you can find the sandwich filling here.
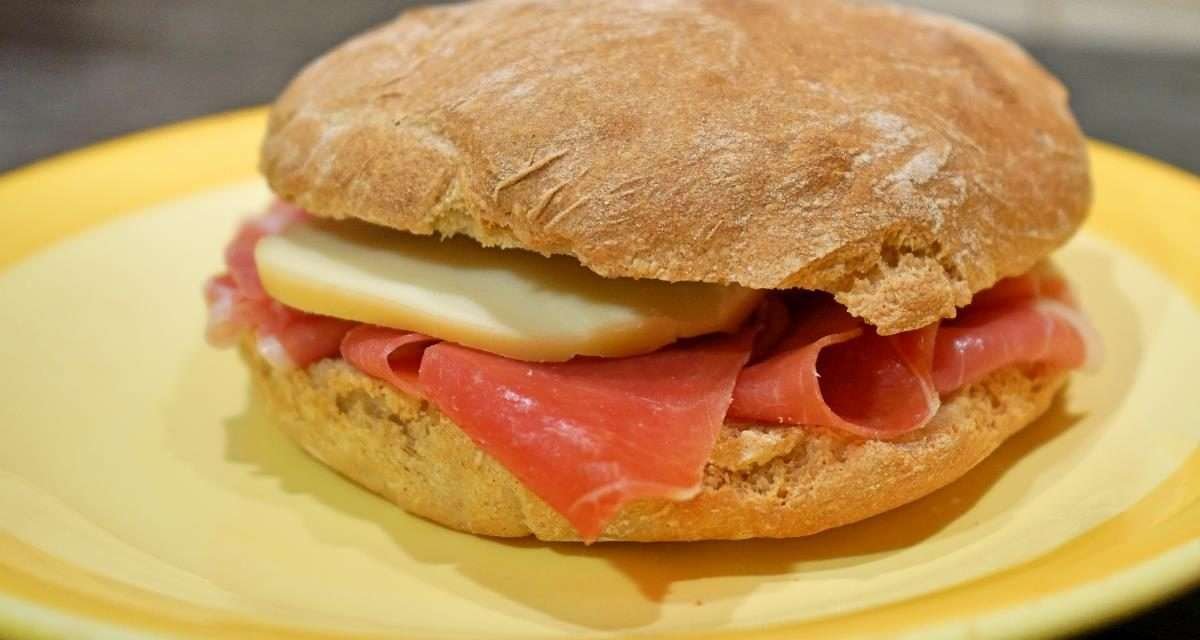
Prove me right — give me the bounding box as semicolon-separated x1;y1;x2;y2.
206;203;1100;541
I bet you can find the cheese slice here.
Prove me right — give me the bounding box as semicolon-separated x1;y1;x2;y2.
255;221;764;362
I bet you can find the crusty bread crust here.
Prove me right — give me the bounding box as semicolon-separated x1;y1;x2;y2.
241;343;1067;541
260;0;1090;334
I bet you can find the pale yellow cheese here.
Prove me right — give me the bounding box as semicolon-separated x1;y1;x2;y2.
255;221;763;361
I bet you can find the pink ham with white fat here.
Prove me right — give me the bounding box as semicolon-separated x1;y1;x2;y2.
207;208;1100;540
205;203;353;368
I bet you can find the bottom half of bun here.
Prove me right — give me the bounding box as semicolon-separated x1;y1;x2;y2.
239;343;1067;542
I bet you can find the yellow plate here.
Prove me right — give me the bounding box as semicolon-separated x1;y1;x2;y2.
1;109;1199;640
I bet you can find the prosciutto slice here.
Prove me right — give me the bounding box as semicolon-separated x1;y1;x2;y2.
205;204;352;367
727;270;1095;437
967;264;1074;309
931;288;1099;389
224;201;307;300
729;300;941;438
418;333;753;541
340;326;437;397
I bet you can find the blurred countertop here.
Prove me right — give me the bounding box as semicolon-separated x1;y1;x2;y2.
2;0;1198;175
1;2;1198;639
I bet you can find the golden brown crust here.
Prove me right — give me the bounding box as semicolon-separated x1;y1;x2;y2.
260;0;1090;334
242;343;1067;541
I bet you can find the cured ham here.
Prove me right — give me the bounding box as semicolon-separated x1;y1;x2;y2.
417;332;753;541
727;270;1094;437
260;313;357;369
932;291;1098;393
340;326;437;397
206;208;1100;540
205;204;351;367
729;301;940;438
204;274;249;347
967;264;1074;310
930;267;1099;393
225;201;308;300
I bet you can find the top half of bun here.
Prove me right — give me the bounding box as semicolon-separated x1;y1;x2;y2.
260;0;1090;334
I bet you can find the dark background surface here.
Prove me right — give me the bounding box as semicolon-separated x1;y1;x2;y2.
2;1;1198;174
1;1;1198;638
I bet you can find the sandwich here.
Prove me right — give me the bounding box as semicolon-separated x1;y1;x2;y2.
204;0;1099;542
